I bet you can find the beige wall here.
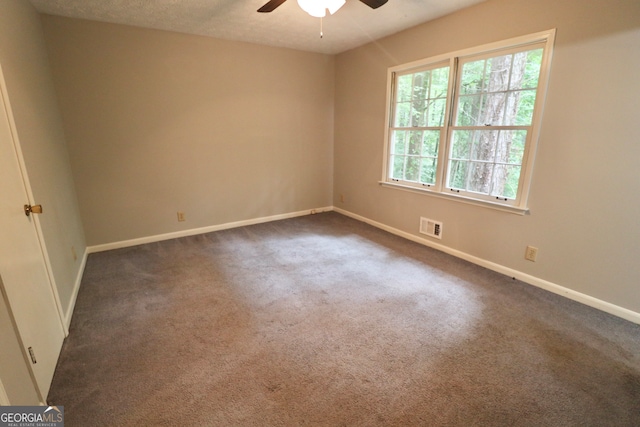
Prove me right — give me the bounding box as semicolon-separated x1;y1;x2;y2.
334;0;640;314
42;16;335;246
0;1;85;322
35;1;640;318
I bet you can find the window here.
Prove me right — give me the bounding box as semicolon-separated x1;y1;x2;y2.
382;30;555;213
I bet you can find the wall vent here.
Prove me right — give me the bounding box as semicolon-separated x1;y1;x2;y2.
419;217;442;239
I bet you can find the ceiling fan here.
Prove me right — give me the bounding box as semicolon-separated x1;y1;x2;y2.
258;0;388;14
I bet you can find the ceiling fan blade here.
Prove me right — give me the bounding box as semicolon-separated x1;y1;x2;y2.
359;0;388;9
257;0;288;13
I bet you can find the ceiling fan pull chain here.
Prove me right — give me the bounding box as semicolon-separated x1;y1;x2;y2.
320;16;323;38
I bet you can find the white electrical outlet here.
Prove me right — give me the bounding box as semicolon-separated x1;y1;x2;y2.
177;212;186;222
525;245;538;262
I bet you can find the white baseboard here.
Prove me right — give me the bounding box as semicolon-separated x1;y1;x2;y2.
63;247;88;335
87;207;334;254
334;207;640;325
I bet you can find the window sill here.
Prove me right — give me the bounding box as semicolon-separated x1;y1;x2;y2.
379;181;530;215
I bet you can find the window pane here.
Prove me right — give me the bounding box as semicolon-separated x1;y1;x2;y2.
428;98;447;127
420;157;437;185
481;92;508;126
411;99;428;127
457;47;543;127
467;162;494;194
396;74;412;102
448;160;469;190
491;164;521;199
450;130;472;159
511;89;537;126
459;60;487;95
448;130;527;196
470;130;499;161
430;67;450;98
512;49;543;90
405;156;420;182
407;131;422;155
487;54;512;92
394;65;450;129
422;131;440;157
497;130;527;164
456;94;482;126
391;155;405;179
412;71;430;101
395;102;411;127
391;131;407;155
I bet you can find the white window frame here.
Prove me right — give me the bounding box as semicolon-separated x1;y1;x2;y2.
381;29;556;214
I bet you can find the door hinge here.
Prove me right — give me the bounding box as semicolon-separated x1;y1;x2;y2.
28;346;37;364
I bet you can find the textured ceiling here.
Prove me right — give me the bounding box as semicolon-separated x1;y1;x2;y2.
28;0;485;54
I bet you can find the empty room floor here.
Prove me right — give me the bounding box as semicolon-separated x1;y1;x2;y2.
48;212;640;426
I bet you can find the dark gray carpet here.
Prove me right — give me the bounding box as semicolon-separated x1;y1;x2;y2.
48;212;640;426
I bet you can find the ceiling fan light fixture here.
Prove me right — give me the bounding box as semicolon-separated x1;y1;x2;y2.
297;0;346;18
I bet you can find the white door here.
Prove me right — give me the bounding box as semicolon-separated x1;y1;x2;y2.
0;66;65;402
